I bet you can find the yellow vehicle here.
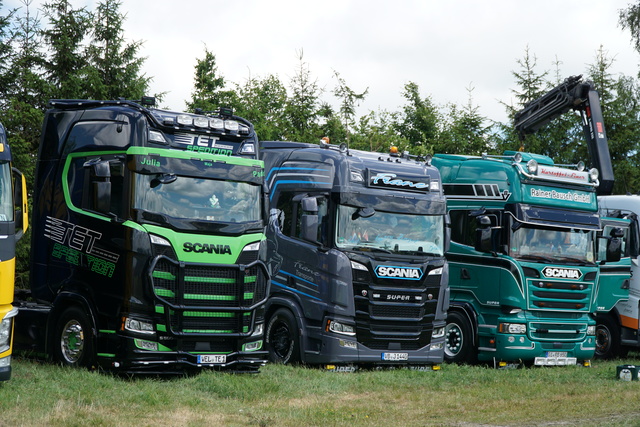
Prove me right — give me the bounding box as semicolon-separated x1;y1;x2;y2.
0;123;28;380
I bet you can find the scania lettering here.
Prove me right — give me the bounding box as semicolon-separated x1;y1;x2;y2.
14;99;269;374
432;76;620;366
0;123;28;380
261;140;449;369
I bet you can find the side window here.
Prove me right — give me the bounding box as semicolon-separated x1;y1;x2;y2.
275;191;295;237
449;209;498;247
67;155;126;218
450;210;475;246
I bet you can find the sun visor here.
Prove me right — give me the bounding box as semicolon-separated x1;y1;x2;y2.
514;204;601;230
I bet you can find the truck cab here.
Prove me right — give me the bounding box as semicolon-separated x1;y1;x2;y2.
15;100;268;374
261;141;449;369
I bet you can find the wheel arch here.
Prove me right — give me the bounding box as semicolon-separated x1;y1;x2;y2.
46;292;98;357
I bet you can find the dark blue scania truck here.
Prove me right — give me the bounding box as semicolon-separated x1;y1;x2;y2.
260;140;449;370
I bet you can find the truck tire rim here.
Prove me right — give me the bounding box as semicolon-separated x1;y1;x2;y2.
61;320;85;363
595;325;611;355
445;323;463;357
269;322;293;360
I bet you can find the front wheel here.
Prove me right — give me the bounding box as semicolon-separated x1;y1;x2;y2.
53;306;95;368
265;308;301;364
444;311;475;364
595;315;626;359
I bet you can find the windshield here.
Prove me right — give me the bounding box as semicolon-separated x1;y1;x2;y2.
509;224;595;264
335;205;444;256
134;173;261;223
0;163;12;222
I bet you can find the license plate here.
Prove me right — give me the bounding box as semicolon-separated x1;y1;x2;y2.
546;352;568;358
197;354;227;364
381;352;409;361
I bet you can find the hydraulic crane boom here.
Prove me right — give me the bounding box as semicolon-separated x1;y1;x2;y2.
514;75;614;195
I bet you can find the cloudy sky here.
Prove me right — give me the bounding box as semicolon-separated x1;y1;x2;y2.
5;0;640;124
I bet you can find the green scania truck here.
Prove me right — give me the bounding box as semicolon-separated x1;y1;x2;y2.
14;99;269;373
433;76;620;366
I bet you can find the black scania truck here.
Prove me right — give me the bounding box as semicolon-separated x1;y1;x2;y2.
15;99;269;373
260;140;449;370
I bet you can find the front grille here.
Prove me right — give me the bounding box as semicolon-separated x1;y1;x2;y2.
150;256;268;336
352;263;445;351
371;305;422;319
528;278;591;312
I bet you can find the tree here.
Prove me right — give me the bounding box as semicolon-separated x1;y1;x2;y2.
235;73;288;141
0;1;17;108
332;70;368;145
396;81;440;149
41;0;91;99
619;2;640;58
438;86;490;155
186;46;238;113
83;0;149;100
284;50;321;142
0;0;49;282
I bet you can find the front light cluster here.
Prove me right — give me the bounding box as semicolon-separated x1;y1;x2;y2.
124;317;155;335
499;322;527;334
587;325;596;336
0;308;17;353
432;327;445;338
326;319;356;336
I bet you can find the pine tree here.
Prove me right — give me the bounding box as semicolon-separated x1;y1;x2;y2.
186;46;238;113
83;0;149;100
41;0;91;99
284;50;321;142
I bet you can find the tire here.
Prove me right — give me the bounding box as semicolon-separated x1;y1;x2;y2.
444;310;475;364
595;314;623;359
265;308;301;364
53;306;95;368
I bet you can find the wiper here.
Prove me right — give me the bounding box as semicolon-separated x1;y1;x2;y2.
351;245;392;254
517;254;556;262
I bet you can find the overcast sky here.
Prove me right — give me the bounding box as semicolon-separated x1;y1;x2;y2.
5;0;640;124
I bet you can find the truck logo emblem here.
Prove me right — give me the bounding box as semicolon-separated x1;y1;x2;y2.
375;265;423;280
541;267;582;280
183;242;232;255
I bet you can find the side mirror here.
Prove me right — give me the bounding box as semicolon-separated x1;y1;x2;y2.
474;215;493;253
300;196;319;243
12;168;28;239
84;159;112;214
606;227;623;263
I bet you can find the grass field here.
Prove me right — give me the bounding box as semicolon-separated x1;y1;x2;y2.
3;355;640;426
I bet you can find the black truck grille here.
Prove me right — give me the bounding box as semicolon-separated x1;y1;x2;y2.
352;265;443;351
149;256;267;336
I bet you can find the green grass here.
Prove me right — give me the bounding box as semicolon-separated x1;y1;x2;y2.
3;356;640;426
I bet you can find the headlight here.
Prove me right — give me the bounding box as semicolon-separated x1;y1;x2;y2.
587;325;596;336
242;241;261;252
589;168;599;182
326;319;356;336
123;317;155;335
527;159;538;174
148;130;167;144
251;323;264;337
499;323;526;334
432;327;445;338
428;267;443;276
0;318;12;348
350;261;368;271
150;234;171;247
